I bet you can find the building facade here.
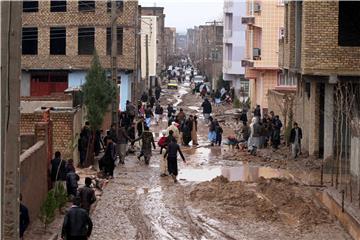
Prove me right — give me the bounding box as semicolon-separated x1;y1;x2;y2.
21;0;140;110
242;0;284;111
280;1;360;167
223;0;249;101
164;27;176;67
140;16;157;89
141;7;165;75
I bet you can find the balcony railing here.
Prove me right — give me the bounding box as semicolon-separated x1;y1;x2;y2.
241;16;255;25
224;60;233;69
224;30;232;39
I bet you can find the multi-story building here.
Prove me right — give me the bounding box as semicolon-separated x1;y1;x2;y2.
280;1;360;165
175;33;187;55
186;28;195;60
164;27;176;66
242;0;284;111
140;16;157;89
223;0;249;101
21;0;140;110
141;7;165;76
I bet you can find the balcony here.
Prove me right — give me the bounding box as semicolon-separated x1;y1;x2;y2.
224;30;232;39
241;16;255;25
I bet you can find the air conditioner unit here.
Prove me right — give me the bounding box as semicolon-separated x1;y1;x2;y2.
241;17;255;25
253;48;261;60
254;2;261;13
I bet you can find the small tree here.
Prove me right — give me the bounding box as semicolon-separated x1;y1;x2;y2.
53;182;68;212
82;51;116;166
39;190;57;231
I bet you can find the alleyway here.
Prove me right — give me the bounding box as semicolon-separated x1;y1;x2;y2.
90;85;352;240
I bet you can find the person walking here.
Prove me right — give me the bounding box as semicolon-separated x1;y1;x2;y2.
126;100;136;123
201;98;212;124
215;121;223;146
20;194;30;240
78;177;96;213
155;86;161;101
248;117;261;155
272;115;283;150
102;137;116;178
134;126;156;165
149;95;156;109
177;108;186;125
117;124;133;164
66;167;79;197
50;151;67;186
191;115;199;145
61;197;93;240
140;91;148;105
145;106;154;128
182;117;192;146
253;105;261;119
208;117;217;146
136;116;145;137
164;138;186;183
290;122;303;159
155;103;164;125
167;104;174;120
167;122;180;144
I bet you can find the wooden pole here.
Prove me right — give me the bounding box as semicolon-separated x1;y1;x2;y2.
1;1;21;238
111;0;119;127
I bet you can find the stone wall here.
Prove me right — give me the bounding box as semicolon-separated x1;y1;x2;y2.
20;140;48;222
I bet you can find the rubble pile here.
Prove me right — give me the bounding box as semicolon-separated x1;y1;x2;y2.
189;177;333;231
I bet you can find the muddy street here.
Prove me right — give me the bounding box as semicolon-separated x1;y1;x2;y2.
90;85;351;240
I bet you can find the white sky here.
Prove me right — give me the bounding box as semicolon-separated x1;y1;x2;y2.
139;0;224;34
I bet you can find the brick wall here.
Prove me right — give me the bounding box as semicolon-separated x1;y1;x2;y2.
21;110;77;160
22;0;138;70
301;1;360;74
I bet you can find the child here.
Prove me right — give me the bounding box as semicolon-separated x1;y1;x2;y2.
158;130;168;154
215;121;223;146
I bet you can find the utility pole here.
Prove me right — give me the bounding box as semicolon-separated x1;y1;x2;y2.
1;1;21;239
111;0;119;131
145;34;149;90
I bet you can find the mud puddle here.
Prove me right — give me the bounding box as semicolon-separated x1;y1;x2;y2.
178;164;293;182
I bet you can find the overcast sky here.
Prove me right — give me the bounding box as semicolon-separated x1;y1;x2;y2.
139;0;224;34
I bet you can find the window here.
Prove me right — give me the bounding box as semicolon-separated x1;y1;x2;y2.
338;1;360;46
78;1;95;12
22;27;38;55
50;0;66;12
278;71;297;86
50;27;66;55
106;27;123;55
107;0;124;12
23;1;38;12
78;27;95;55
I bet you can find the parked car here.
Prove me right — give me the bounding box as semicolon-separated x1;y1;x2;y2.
194;75;204;84
167;79;178;89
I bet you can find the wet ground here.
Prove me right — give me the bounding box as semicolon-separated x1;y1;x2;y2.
90;85;352;240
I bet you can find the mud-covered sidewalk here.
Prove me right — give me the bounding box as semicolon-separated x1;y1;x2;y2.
90;86;352;240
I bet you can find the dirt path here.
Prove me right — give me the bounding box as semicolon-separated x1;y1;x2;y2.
90;85;352;240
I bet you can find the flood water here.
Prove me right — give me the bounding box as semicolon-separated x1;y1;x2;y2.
178;164;293;182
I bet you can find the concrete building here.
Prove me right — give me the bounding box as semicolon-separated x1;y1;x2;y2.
140;16;157;89
189;24;223;90
176;33;187;55
164;27;176;66
223;0;249;101
242;0;284;111
141;7;165;75
21;0;140;110
186;28;195;60
279;1;360;166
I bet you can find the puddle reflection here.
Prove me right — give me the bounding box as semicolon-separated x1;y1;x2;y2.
178;164;292;182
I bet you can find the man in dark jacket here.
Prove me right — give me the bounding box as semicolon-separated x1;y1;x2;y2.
66;168;79;197
253;105;261;119
50;151;66;184
118;124;133;164
289;122;303;159
126;100;136;123
20;194;30;239
141;91;148;103
61;197;93;240
78;177;96;213
272;116;283;150
201;98;212;124
167;104;174;120
155;86;161;100
164;138;186;183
